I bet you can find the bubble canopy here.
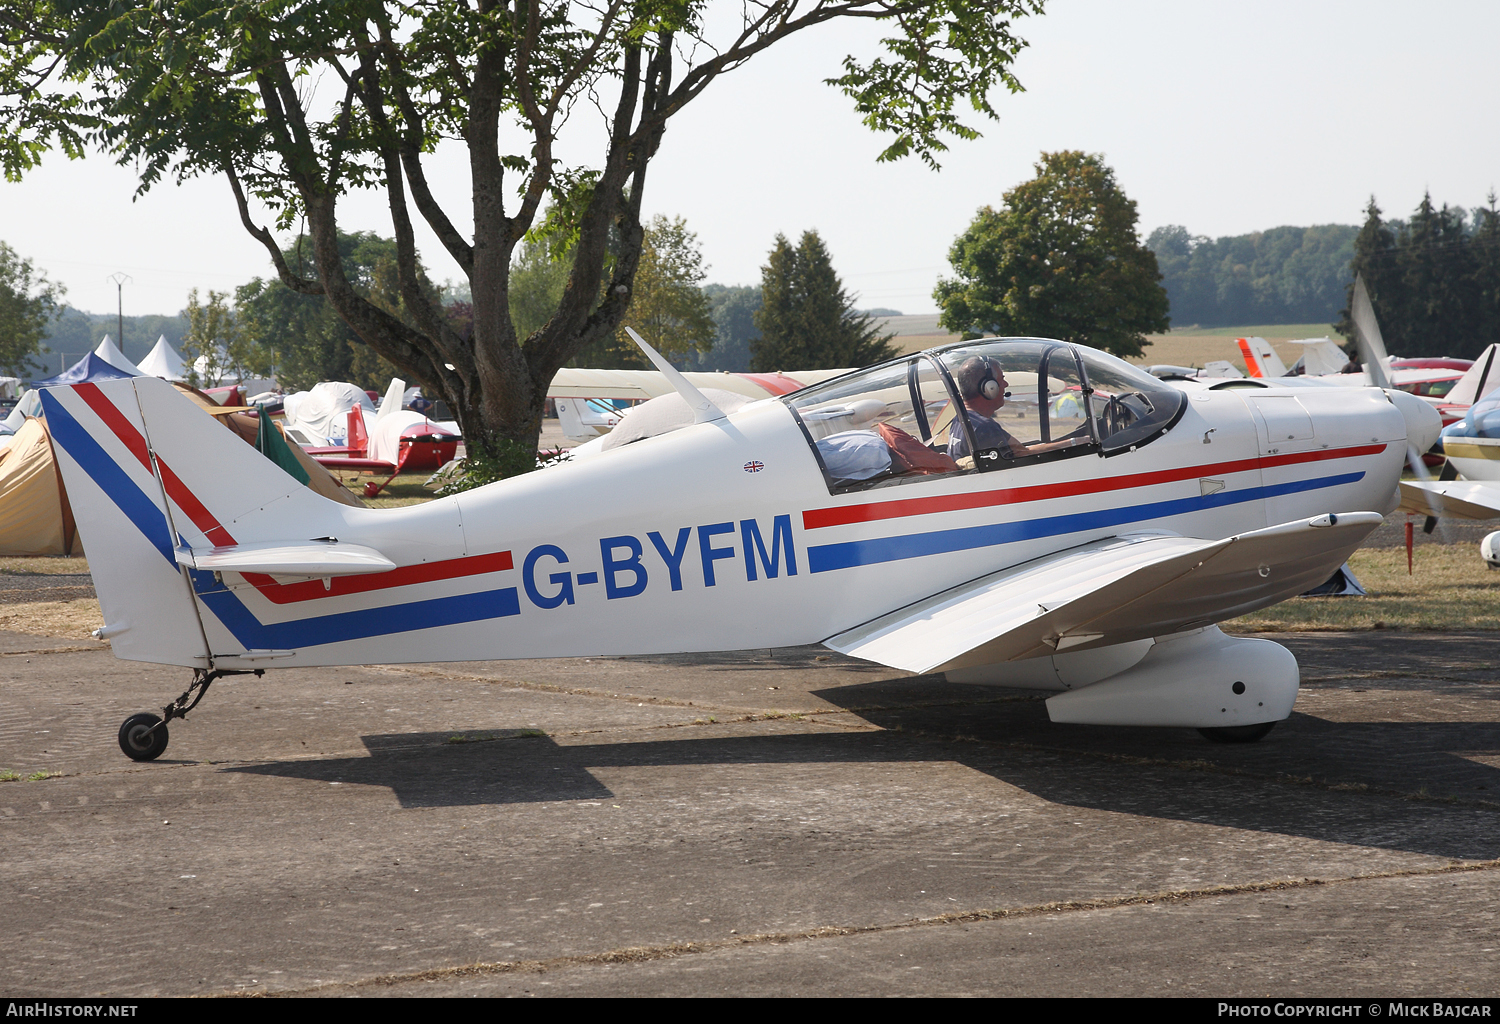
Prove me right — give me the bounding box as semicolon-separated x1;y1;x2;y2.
783;338;1187;493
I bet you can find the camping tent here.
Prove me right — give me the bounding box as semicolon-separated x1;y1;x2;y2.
137;336;188;380
33;352;137;388
94;335;145;376
0;418;80;556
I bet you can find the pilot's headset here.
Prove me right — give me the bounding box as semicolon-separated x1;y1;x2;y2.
964;356;1009;402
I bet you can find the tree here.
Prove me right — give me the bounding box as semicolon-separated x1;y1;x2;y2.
1146;223;1358;328
751;230;897;371
935;151;1168;358
0;241;62;376
573;214;715;368
1;0;1044;478
236;231;430;392
693;284;763;372
1334;194;1500;359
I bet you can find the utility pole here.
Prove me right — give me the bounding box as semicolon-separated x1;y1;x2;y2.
107;272;132;352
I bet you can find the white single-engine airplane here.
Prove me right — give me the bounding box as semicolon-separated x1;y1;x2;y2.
41;332;1438;761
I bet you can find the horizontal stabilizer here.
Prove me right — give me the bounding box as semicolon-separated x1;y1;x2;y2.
177;539;397;577
1397;479;1500;521
825;513;1383;674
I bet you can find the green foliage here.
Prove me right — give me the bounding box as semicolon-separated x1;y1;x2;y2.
236;232;425;392
1147;223;1358;328
935;151;1168;359
0;242;63;376
509;234;571;346
566;214;717;368
436;437;540;495
181;288;272;388
751;231;897;371
0;0;1045;456
1334;194;1500;359
691;284;763;372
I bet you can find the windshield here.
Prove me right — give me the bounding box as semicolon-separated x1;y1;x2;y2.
785;339;1184;491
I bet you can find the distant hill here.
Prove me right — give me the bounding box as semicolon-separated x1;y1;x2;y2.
37;307;188;377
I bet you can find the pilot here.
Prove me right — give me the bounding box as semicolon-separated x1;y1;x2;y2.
947;355;1086;462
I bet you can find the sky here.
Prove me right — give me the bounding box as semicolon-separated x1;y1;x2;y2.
3;0;1498;318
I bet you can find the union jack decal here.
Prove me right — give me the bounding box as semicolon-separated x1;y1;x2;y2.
743;460;764;473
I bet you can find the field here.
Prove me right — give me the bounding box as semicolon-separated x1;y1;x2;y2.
1137;323;1342;373
878;316;1344;374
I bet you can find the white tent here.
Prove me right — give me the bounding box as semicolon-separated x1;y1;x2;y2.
94;335;144;376
138;335;188;381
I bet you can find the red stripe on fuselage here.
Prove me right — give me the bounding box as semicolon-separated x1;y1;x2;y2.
801;443;1390;530
238;550;515;604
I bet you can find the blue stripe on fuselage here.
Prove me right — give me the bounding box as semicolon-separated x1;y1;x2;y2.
39;389;177;566
191;570;521;650
805;473;1365;573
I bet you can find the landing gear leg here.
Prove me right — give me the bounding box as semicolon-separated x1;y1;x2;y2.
117;667;264;762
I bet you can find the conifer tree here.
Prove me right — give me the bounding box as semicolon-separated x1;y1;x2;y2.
751;231;897;371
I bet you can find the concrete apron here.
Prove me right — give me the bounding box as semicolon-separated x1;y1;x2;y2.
0;630;1496;997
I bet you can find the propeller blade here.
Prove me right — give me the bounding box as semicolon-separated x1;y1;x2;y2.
1349;274;1393;390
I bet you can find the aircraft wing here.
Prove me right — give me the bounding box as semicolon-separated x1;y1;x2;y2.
1397;479;1500;520
824;513;1383;674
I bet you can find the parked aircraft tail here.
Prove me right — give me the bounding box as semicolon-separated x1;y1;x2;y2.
40;377;472;670
1236;337;1287;378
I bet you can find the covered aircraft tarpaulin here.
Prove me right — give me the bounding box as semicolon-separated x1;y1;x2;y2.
138;335;188;380
94;335;145;376
33;352;137;388
0;418;80;556
283;382;375;444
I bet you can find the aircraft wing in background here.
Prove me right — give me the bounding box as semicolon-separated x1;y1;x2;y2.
1398;479;1500;521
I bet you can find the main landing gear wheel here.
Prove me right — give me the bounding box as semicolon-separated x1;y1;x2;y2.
119;713;169;761
1198;722;1277;744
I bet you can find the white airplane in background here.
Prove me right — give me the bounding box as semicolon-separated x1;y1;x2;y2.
42;326;1437;762
1238;335;1470;409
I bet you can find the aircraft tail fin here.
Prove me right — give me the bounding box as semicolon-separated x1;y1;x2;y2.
41;377;350;667
347;406;370;456
1236;337;1287;378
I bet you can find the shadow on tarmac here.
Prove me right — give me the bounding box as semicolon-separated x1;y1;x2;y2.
228;676;1500;861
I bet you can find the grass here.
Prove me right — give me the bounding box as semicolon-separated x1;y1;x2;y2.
1228;543;1500;632
1132;324;1341;374
25;770;58;781
0;557;90;575
0;598;107;640
0;770;20;782
321;469;442;509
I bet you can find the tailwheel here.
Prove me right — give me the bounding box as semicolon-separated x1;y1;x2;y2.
119;713;169;761
115;666;264;762
1198;722;1277;744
